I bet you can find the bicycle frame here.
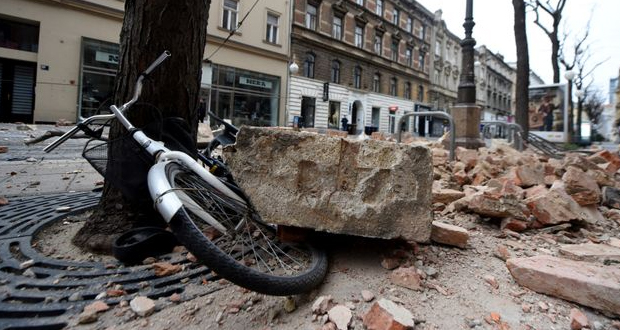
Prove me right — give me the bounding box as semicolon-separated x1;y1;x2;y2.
44;51;245;223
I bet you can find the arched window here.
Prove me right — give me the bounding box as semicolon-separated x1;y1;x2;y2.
353;66;362;89
373;73;381;93
390;77;397;96
304;52;315;78
331;60;341;83
404;82;411;99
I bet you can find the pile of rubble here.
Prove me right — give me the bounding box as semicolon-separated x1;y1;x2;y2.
429;140;620;319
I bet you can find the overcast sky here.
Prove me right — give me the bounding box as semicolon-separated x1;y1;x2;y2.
416;0;620;102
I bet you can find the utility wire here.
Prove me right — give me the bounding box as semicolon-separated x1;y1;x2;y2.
206;0;261;61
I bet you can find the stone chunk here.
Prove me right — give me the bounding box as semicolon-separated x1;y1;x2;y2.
512;164;545;187
312;295;333;315
526;182;592;227
390;267;422;291
432;188;465;204
506;255;620;315
431;221;468;248
602;186;620;209
363;298;415;330
569;308;589;330
328;305;352;330
130;296;156;317
560;242;620;262
562;166;601;205
224;127;433;242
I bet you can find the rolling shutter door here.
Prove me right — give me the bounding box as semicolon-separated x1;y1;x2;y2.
11;64;35;115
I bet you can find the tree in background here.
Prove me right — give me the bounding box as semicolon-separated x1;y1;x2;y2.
529;0;567;83
513;0;530;136
73;0;211;252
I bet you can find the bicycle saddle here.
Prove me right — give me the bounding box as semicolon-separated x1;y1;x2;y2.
113;227;179;265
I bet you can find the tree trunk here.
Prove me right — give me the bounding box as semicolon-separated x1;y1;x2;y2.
73;0;211;253
513;0;530;136
551;26;560;83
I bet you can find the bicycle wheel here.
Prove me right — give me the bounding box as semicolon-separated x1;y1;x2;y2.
163;162;328;296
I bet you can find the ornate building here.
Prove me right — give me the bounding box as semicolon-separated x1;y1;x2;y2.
288;0;433;134
475;45;515;123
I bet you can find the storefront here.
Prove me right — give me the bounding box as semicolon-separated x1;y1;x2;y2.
78;38;119;118
208;64;280;127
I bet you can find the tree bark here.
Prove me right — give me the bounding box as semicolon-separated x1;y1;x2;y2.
73;0;211;253
513;0;530;136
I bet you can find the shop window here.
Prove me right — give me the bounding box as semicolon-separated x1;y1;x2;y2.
0;17;39;52
328;101;340;129
306;3;317;30
371;107;381;127
331;60;340;84
222;0;239;31
79;38;119;118
265;12;279;44
353;66;362;89
332;15;343;40
304;52;315;78
209;64;280;127
301;96;316;128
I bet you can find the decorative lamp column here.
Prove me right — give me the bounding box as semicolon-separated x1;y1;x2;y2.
450;0;485;149
575;88;585;143
564;70;575;143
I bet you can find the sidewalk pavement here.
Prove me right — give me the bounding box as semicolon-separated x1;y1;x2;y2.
0;122;214;200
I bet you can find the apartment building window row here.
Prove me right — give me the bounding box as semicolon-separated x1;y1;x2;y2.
222;0;239;31
265;13;279;44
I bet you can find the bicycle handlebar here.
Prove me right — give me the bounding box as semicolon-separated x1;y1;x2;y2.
44;51;171;152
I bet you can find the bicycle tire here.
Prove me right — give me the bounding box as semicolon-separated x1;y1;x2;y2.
164;162;328;296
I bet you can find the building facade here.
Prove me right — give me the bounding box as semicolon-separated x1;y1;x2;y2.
475;45;515;124
0;0;123;123
428;9;461;136
288;0;433;135
204;0;291;127
0;0;290;125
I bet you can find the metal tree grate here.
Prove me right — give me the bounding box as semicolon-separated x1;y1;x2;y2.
0;192;218;330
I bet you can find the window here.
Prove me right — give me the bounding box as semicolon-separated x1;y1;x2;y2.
222;0;239;31
301;96;316;128
420;24;427;40
406;17;412;33
404;82;411;99
435;41;441;56
391;40;399;62
392;8;400;25
405;47;412;67
328;101;340;129
371;107;381;127
417;85;424;102
306;3;317;30
304;52;315;78
376;0;384;16
390;77;397;96
0;17;39;52
332;15;343;40
356;0;364;6
353;66;362;89
331;60;341;83
79;38;119;118
373;73;381;93
374;33;382;55
388;111;396;133
266;13;279;44
418;51;426;70
354;25;364;48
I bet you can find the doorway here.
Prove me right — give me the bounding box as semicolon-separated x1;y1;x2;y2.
0;59;36;123
351;100;364;134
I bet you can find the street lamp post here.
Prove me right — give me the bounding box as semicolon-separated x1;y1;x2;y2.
564;70;575;143
450;0;485;149
575;88;585;143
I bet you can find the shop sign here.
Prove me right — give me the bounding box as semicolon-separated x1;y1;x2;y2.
95;51;119;65
240;76;272;89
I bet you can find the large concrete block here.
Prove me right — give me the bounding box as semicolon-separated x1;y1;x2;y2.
224;127;433;242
